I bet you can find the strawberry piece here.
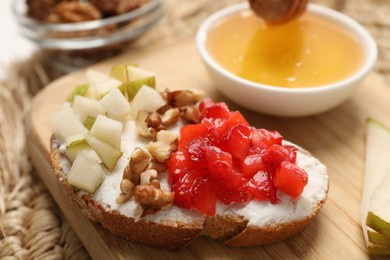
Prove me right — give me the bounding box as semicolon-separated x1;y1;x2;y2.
200;100;230;120
199;98;214;115
178;123;208;149
168;150;189;184
240;153;267;178
202;117;228;143
247;171;279;203
172;171;200;209
227;111;250;128
209;160;243;189
284;145;297;163
216;184;249;205
251;129;283;148
221;125;252;161
273;161;308;198
192;177;217;216
205;146;233;166
262;144;290;173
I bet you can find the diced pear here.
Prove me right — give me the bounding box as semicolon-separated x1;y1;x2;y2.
361;118;390;255
99;88;131;121
367;243;390;256
53;104;88;143
131;85;165;118
85;134;123;171
67;151;105;193
86;69;109;85
65;141;90;162
89;115;123;149
72;95;104;122
66;134;86;147
92;77;122;99
67;84;89;103
367;200;390;237
368;230;390;247
110;65;156;100
83;116;96;130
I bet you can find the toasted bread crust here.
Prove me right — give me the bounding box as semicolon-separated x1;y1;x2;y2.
50;139;328;249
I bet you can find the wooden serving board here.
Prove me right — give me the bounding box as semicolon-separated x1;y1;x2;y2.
27;38;390;259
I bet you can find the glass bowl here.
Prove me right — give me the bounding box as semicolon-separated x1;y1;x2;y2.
12;0;163;72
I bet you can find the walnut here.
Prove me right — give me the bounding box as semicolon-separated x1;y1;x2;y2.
91;0;148;15
167;90;205;108
26;0;61;21
46;2;102;23
147;130;178;163
140;169;158;185
161;108;180;126
180;105;201;123
133;182;174;215
123;148;151;185
147;159;167;173
116;179;135;204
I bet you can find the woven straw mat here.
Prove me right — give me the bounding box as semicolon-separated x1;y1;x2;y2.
1;0;390;258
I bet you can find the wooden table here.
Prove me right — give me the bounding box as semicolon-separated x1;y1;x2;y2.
27;38;390;259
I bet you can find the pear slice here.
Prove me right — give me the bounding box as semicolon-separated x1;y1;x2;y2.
52;104;88;143
110;65;156;100
67;151;105;193
89;114;123;150
99;88;131;121
83;116;96;130
86;69;109;86
67;84;90;103
367;244;390;256
92;77;123;99
367;200;390;237
72;95;104;122
85;134;123;171
368;230;390;247
361;118;390;255
131;85;165;118
65;134;86;147
65;141;90;162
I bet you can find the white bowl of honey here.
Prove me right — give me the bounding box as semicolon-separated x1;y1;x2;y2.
196;3;377;117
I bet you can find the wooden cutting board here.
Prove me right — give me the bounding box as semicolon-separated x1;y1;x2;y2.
27;38;390;259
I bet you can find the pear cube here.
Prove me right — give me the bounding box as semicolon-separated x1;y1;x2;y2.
85;134;123;171
89;115;123;149
72;95;104;122
99;88;131;121
67;151;105;193
131;85;165;118
53;104;88;143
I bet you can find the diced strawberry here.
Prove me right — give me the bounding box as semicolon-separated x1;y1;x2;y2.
205;146;233;166
273;161;308;198
216;184;249;205
284;145;297;163
209;161;242;189
220;125;252;161
240;153;267;179
202;117;228;143
186;138;210;171
178;124;208;149
227;111;250;128
251;129;283;148
192;177;217;216
262;144;290;173
172;171;200;209
199;98;214;115
247;171;279;203
200;100;230;120
167;150;189;184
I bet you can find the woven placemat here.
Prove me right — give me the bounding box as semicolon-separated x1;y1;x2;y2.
1;0;389;258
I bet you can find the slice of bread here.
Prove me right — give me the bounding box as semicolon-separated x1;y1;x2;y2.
51;133;328;249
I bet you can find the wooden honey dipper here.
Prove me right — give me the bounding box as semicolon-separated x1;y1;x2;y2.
249;0;308;24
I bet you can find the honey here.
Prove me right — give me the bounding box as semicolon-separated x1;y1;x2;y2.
206;10;364;88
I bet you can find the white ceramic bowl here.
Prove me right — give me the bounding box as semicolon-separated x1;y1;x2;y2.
196;3;377;117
